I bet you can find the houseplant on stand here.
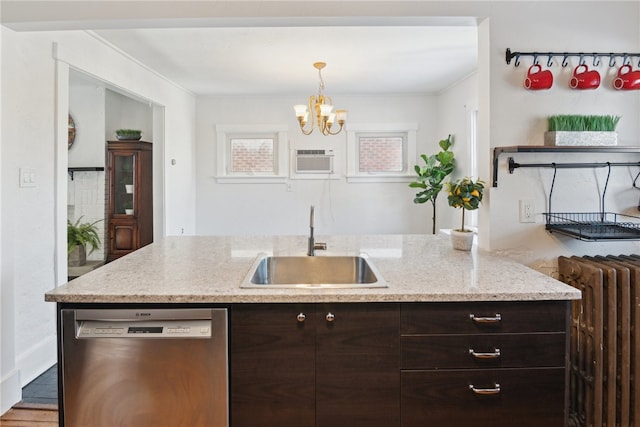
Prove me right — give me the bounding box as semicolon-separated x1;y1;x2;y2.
68;217;102;266
446;177;485;251
408;135;455;234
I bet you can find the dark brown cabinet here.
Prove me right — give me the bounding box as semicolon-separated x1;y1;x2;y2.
230;303;400;427
230;301;569;426
400;301;570;427
106;140;152;262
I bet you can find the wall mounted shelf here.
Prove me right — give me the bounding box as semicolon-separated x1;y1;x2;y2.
492;145;640;187
68;167;105;180
493;145;640;241
543;212;640;241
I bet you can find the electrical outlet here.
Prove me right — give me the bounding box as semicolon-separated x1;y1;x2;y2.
519;199;535;223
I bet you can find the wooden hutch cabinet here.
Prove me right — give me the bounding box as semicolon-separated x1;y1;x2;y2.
106;140;153;262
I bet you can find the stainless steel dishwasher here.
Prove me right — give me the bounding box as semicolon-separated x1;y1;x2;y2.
60;308;228;427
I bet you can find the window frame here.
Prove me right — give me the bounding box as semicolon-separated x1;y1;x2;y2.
346;122;417;183
216;124;288;184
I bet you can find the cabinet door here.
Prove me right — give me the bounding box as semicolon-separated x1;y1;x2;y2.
110;152;137;216
316;303;400;427
231;304;316;427
108;219;138;258
402;368;566;427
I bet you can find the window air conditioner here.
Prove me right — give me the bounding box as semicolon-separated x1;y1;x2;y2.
295;149;334;173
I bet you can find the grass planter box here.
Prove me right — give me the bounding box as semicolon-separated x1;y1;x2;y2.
544;131;618;146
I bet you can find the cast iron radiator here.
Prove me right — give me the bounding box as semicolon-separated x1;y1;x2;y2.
558;255;640;427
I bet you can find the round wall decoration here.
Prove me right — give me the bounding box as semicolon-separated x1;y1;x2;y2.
68;114;76;149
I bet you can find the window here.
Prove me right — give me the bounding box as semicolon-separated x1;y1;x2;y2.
347;123;417;182
216;124;288;183
358;135;404;173
230;138;274;173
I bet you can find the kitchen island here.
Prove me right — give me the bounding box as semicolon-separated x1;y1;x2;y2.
46;234;579;303
46;235;581;427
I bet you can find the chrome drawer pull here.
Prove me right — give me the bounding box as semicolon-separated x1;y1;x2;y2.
469;383;501;395
469;313;502;324
468;348;501;359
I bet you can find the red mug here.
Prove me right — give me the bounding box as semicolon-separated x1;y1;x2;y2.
524;64;553;90
613;64;640;90
569;64;600;89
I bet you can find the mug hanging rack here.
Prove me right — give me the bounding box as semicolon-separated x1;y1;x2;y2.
506;48;640;68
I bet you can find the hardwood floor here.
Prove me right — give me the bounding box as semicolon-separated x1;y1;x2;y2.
0;403;58;426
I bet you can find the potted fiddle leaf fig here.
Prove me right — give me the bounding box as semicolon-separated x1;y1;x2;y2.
409;135;455;234
445;177;485;251
68;217;102;266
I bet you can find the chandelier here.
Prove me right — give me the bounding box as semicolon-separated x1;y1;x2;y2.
293;62;347;136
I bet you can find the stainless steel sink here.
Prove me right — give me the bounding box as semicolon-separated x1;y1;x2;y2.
240;254;388;288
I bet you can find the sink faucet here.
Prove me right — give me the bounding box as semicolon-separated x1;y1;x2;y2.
307;205;327;256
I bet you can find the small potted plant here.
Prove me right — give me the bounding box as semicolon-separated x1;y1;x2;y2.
545;114;620;146
115;129;142;141
409;135;455;234
68;217;102;266
445;177;485;251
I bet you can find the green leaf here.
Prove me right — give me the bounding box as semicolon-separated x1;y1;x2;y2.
439;135;452;151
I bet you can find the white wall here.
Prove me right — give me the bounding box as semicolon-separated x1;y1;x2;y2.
105;89;153;142
436;73;479;231
1;29;57;413
196;94;440;235
68;75;107;261
487;2;640;270
0;27;196;412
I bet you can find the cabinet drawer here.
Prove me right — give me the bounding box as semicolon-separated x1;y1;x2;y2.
402;333;566;369
401;368;566;427
401;301;568;334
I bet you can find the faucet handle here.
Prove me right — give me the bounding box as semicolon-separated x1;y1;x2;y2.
314;242;327;251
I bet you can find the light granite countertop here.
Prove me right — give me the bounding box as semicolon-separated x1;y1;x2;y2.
45;234;581;304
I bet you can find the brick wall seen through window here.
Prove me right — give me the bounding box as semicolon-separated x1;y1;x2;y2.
358;136;404;172
230;138;274;173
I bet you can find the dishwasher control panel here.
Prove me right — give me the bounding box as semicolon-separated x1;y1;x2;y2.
77;319;212;338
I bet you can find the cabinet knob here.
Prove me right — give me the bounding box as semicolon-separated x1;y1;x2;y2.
325;312;335;322
469;313;502;324
296;313;306;323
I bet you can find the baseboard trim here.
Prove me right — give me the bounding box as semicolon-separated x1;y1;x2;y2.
0;369;21;415
16;334;57;387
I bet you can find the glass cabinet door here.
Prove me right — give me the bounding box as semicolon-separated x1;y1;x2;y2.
113;154;135;215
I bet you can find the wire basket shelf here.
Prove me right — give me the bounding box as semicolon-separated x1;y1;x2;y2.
544;212;640;241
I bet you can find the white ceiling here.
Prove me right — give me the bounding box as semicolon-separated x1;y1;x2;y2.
93;26;478;96
1;1;478;97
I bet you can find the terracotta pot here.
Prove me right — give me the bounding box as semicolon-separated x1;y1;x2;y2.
450;229;475;251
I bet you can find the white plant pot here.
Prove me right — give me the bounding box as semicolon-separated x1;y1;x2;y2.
544;131;617;146
125;209;134;215
125;184;134;194
450;229;475;251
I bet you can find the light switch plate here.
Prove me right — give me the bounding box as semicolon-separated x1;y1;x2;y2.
19;168;36;188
